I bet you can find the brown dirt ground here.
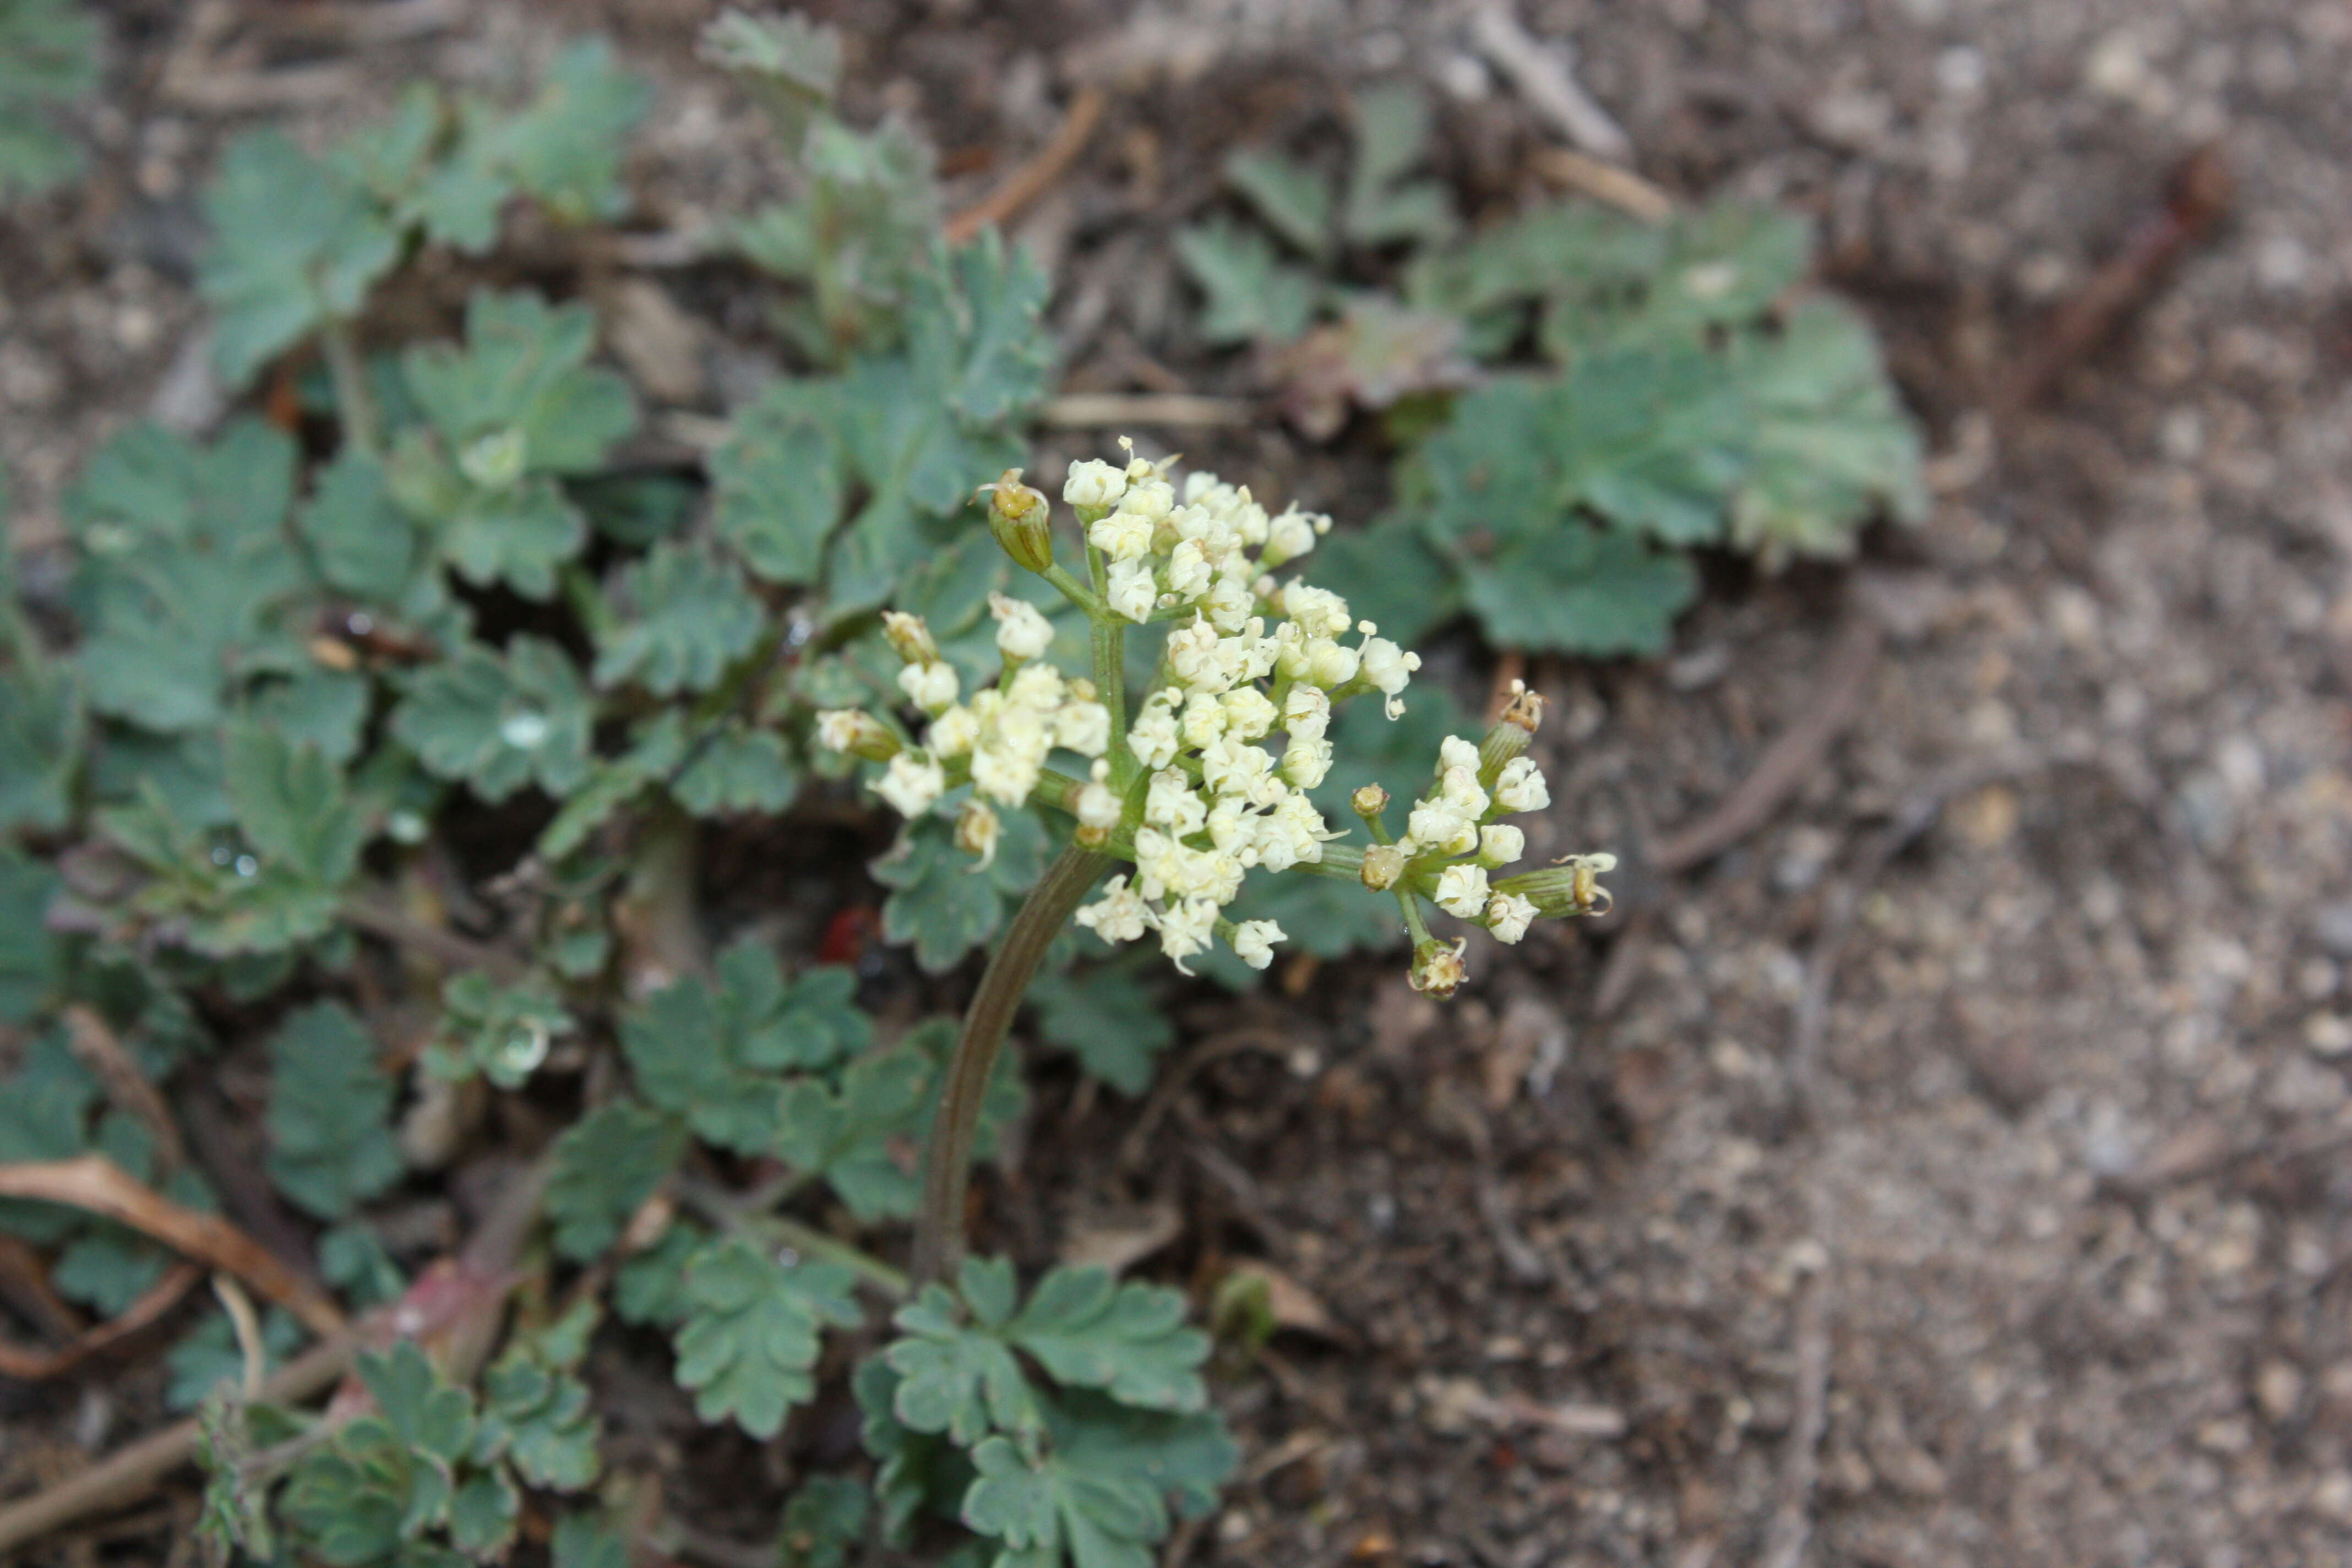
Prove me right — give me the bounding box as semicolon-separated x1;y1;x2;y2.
7;1;2352;1565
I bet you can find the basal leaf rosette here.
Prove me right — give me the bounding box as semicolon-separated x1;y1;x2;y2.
817;443;1613;995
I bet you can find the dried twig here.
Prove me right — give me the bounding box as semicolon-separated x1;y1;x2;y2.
1649;619;1883;876
0;1264;201;1382
944;87;1107;246
0;1157;346;1337
63;1005;186;1175
1531;146;1674;221
0;1161;547;1553
339;896;523;979
2003;145;2232;410
1468;4;1633;162
1042;392;1253;428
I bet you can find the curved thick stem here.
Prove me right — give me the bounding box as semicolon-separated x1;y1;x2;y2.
910;842;1111;1286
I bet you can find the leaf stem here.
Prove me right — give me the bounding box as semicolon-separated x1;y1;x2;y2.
910;841;1109;1286
319;317;381;462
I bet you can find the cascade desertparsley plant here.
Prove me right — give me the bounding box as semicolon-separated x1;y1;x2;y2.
819;442;1615;996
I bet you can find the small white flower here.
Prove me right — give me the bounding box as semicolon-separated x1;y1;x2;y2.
815;710;865;753
1089;509;1155;561
1006;661;1064;711
874;751;945;816
989;592;1055;660
1485;892;1539;944
1262;506;1324;566
1306;638;1360;689
927;705;978;758
1166;539;1212;598
1406;796;1469;851
1221;687;1278;741
1438;765;1490;820
1075;875;1152;944
1180;691;1229;748
955;799;1001;869
1479;824;1526;867
1282;684;1330;742
1230;918;1286;970
1439;736;1481;774
1053;699;1110;757
1280;584;1352;639
1106;557;1157;622
1120;477;1176;521
1156;896;1218;973
1127;700;1180;770
897;660;959;715
1075;780;1122;831
1281;734;1332;790
1494;756;1551;814
1434;863;1492;921
1146;770;1208;835
1064;459;1127;509
1361;636;1420;702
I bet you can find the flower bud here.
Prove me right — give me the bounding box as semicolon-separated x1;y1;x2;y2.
815;709;902;763
954;798;1001;869
459;427;528;491
1360;843;1407;891
1478;682;1544;783
981;469;1054;573
1351;783;1390;823
879;611;939;667
1408;937;1468;999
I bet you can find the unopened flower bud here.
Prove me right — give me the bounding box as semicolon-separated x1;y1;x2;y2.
981;469;1054;573
954;798;1001;869
815;709;901;763
1351;783;1390;820
1408;937;1468;999
880;611;939;667
1479;683;1544;782
1360;843;1407;891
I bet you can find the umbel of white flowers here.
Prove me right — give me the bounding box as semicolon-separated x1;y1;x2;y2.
816;443;1612;998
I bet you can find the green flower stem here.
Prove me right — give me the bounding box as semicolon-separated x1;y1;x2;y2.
911;841;1110;1287
319;316;381;462
1042;563;1108;619
1082;542;1135;794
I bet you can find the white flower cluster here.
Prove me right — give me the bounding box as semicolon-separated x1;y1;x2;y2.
1058;450;1425;975
841;600;1115;823
1399;733;1549;945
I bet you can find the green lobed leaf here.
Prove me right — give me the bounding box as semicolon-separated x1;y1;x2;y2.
592;541;766;696
0;0;99;200
533;710;687;862
401;292;637;476
777;1474;870;1568
390;634;595;803
710;379;846;584
222;723;366;888
67;420;306;734
462;38;649;224
0;848;63;1023
1340;83;1456;249
544;1102;684;1264
1458;523;1697;656
198;131;402;386
874;805;1050;974
265;1001;404;1222
1026;961;1172;1098
671;720;801;817
960;1391;1237;1568
618;938;874;1155
773;1040;932;1219
299;450;430;604
0;641;83;834
1725;296;1928;562
481;1351;602;1491
551;1513;631;1568
425;970;575;1089
1174;218;1318;347
1222;147;1332;260
611;1221;703;1328
671;1237;863;1438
